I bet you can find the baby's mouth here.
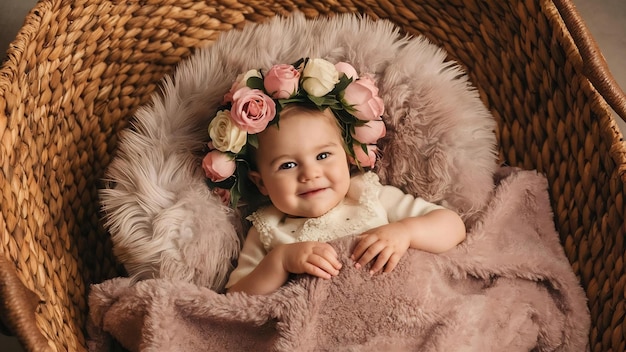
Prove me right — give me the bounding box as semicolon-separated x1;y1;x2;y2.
298;188;327;197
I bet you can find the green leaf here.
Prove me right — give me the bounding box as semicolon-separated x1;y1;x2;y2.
229;184;241;208
341;101;357;114
331;75;353;95
327;101;344;110
279;97;308;106
323;97;341;106
292;57;306;69
308;94;326;106
335;109;358;124
247;76;265;90
342;125;354;144
346;142;358;163
309;95;342;108
247;134;259;149
346;141;355;155
231;159;252;208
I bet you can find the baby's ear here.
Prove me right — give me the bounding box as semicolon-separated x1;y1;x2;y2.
248;171;269;195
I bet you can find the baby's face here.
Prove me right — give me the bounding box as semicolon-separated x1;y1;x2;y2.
249;109;351;218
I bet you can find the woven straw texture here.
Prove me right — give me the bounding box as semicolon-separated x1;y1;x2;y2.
1;0;624;351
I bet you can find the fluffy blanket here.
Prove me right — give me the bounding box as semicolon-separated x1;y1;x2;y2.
88;170;590;351
98;13;498;290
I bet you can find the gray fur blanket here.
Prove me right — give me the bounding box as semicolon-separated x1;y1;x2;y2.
88;169;590;351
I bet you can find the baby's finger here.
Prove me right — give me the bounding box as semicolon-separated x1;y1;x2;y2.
313;243;337;257
303;262;332;279
382;253;402;273
326;253;343;270
314;245;342;270
351;235;378;261
356;241;385;269
310;254;341;276
370;247;394;274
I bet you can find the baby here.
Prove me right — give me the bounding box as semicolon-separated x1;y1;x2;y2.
201;58;466;295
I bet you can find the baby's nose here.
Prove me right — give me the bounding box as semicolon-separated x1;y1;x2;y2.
298;163;321;181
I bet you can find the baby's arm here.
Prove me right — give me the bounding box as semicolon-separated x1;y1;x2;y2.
351;208;466;274
227;227;342;295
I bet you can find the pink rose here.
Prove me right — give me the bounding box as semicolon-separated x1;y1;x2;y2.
231;87;276;134
223;69;262;104
202;150;236;182
343;75;385;121
352;119;386;144
212;187;231;206
335;62;358;80
350;144;378;168
264;64;300;99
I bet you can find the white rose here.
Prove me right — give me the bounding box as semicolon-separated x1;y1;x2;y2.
302;58;340;97
237;69;262;88
208;110;247;153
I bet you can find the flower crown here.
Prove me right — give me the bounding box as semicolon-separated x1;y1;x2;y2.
202;57;386;207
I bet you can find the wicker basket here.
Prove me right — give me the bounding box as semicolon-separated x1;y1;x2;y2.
1;0;624;351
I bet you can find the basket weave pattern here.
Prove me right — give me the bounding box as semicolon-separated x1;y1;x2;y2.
0;0;624;351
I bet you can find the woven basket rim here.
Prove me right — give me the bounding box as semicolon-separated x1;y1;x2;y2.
550;0;626;180
553;0;626;122
0;1;54;94
0;0;625;351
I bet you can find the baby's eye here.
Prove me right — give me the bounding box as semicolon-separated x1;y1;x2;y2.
279;161;297;170
317;152;330;160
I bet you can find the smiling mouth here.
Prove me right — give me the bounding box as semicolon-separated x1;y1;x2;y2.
299;188;327;197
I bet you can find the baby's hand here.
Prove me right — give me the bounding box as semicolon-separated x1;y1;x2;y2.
280;241;342;279
351;223;411;275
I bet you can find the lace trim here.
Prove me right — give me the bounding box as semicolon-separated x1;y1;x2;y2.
249;172;383;247
247;207;280;252
297;172;382;243
359;171;382;208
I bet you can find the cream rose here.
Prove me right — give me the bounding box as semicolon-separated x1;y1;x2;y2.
208;110;247;153
302;58;340;97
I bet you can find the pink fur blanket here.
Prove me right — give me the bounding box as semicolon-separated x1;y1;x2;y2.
88;170;590;351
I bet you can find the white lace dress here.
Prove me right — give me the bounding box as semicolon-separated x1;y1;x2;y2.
225;172;443;288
